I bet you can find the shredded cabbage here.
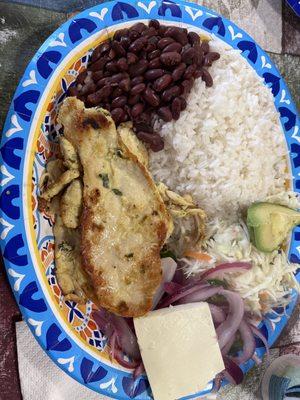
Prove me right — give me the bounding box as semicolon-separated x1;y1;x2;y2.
183;192;300;316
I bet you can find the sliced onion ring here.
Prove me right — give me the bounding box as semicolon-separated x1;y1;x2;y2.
216;290;245;350
200;262;252;281
249;324;270;360
152;257;177;308
158;283;211;308
209;304;226;325
232;320;256;365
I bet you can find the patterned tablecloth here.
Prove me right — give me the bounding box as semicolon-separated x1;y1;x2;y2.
0;1;299;400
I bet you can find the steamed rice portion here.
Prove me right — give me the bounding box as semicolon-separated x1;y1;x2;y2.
150;39;288;221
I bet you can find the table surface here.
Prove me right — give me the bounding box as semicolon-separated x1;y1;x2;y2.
0;1;299;400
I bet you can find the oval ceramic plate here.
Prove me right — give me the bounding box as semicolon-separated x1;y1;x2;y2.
1;1;300;398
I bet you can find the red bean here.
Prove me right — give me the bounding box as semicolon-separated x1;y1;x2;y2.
96;77;111;88
120;36;131;49
131;103;144;118
112;87;123;99
148;35;159;46
188;31;200;46
90;56;109;71
137;132;164;151
149;19;160;30
180;79;194;96
111;40;126;56
106;61;119;73
128;94;140;105
148;57;161;69
164;27;188;46
160;51;181;67
148;49;161;60
68;86;79;96
108;48;116;60
80;82;96;96
171;97;181;120
127;52;138;65
161;85;180;102
111;95;127;108
144;69;164;81
204;52;220;67
131;76;144;86
129;37;148;53
77;70;88;84
181;47;196;64
158;37;174;49
163;42;182;53
194;44;204;66
119;78;131;92
87;85;112;104
179;96;187;111
131;22;147;33
129;59;148;77
153;74;173;92
134;116;153;133
193;69;203;79
142;27;157;37
117;57;128;71
143;87;160;107
113;28;129;41
110;72;128;83
111;107;125;124
202;68;213;87
184;64;197;79
172;62;186;81
145;43;156;53
131;83;146;96
92;70;104;82
91;41;111;63
200;41;210;54
157;106;172;122
129;29;140;41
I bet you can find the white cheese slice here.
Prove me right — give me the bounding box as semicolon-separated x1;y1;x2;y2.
134;302;224;400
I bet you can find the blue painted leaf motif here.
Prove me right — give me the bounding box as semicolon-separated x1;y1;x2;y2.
122;377;150;398
0;184;20;219
37;51;62;79
0;137;24;170
46;323;72;351
291;143;300;168
13;90;40;122
19;281;47;312
253;324;268;348
263;73;281;96
158;0;182;18
202;17;225;37
3;234;27;266
68;18;97;43
290;253;300;264
112;2;139;21
237;40;258;63
294;231;300;241
295;180;300;190
279;107;297;131
80;357;107;383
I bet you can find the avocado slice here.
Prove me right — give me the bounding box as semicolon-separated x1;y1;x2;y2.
247;202;300;252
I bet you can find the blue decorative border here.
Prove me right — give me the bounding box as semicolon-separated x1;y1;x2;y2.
0;1;299;399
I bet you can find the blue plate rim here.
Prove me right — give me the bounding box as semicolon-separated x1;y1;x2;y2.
1;1;300;399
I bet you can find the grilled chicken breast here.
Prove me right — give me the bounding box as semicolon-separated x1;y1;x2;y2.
58;97;171;317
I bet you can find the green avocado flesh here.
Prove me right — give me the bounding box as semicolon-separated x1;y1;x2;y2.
247;202;300;253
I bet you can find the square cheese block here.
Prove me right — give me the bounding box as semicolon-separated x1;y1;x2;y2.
134;302;224;400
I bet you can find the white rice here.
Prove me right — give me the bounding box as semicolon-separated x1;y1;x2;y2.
150;39;288;221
